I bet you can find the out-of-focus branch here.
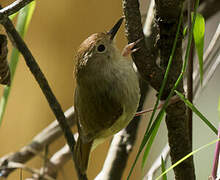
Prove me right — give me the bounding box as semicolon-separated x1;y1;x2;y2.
199;0;220;20
0;107;75;177
143;143;170;180
0;0;34;20
0;161;55;180
29;142;75;180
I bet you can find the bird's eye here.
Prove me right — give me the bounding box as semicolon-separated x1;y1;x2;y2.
97;44;106;53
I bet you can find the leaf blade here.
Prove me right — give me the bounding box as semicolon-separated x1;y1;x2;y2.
0;2;36;125
175;90;217;135
192;12;205;84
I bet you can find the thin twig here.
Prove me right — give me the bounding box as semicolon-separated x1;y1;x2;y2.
187;0;195;148
0;16;88;179
211;124;220;179
0;107;75;177
0;162;55;180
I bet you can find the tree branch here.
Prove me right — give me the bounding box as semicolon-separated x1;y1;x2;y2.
123;0;196;179
0;16;87;179
0;107;75;177
154;0;195;179
122;0;165;93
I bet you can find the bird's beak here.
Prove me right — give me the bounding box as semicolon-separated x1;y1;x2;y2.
108;17;124;40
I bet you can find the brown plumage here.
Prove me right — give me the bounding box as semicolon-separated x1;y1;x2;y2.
74;18;140;174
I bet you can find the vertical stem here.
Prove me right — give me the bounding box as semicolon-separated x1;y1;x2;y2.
187;0;194;147
211;124;220;179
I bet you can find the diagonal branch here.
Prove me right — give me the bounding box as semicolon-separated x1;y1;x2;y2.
0;17;87;179
0;107;75;177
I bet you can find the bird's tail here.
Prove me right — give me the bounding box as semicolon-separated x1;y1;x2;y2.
74;138;93;174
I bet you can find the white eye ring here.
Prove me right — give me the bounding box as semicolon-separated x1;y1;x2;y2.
96;44;106;53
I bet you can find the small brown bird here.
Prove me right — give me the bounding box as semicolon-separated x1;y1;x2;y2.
74;18;140;173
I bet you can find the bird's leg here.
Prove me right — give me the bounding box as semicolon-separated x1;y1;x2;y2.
122;38;142;57
135;95;182;116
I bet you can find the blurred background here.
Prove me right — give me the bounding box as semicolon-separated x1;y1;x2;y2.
0;0;219;180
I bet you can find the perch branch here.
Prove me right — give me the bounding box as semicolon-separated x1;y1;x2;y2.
123;0;196;179
122;0;165;93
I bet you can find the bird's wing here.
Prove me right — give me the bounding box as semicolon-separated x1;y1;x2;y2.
74;86;123;142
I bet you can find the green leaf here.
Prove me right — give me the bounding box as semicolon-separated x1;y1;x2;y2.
175;90;217;135
0;1;36;125
9;12;18;20
161;156;168;180
183;26;188;37
192;12;205;84
128;0;200;178
141;111;164;168
156;138;220;180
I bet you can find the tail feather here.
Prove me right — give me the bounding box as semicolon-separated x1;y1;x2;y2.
74;138;93;174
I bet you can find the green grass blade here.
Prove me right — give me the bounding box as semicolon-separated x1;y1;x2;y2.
142;111;164;168
183;26;188;37
161;156;168;180
127;0;200;178
0;1;36;125
156;138;220;180
175;90;217;135
192;12;205;84
9;12;18;20
139;5;184;170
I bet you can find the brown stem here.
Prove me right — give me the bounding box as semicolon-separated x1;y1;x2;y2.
123;0;196;179
187;0;195;148
155;0;195;179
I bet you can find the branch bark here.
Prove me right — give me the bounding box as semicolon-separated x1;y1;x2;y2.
122;0;164;93
123;0;196;179
155;0;195;179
